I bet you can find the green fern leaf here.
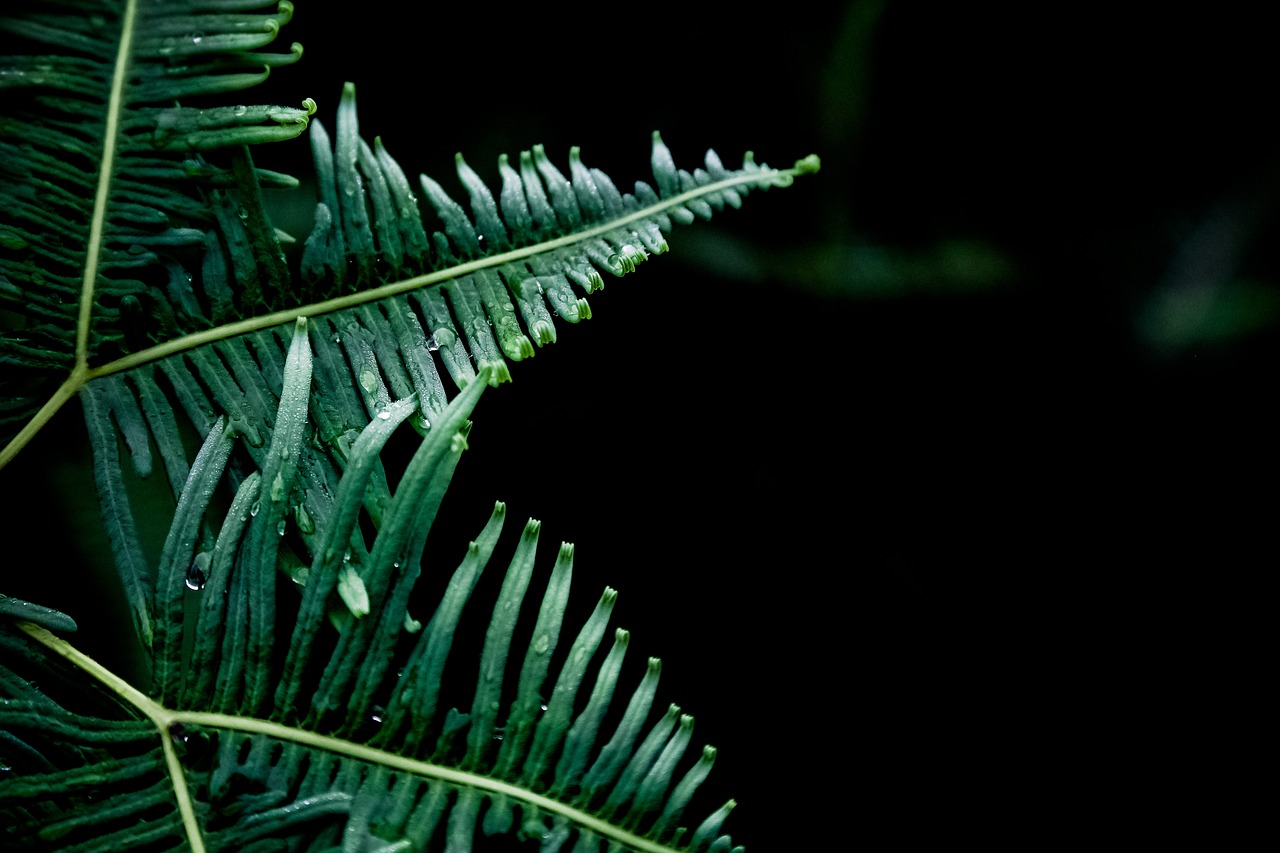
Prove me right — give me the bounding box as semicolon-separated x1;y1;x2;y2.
3;328;742;851
0;0;819;850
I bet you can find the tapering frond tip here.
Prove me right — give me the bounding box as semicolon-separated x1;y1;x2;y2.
794;153;822;174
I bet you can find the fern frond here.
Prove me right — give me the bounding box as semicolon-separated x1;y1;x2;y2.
1;3;821;850
0;0;315;463
2;321;743;852
292;81;816;394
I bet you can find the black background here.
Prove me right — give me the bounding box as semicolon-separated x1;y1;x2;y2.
8;3;1277;849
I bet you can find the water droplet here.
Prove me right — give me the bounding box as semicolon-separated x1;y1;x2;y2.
533;633;550;654
370;706;385;724
359;369;378;394
190;32;204;44
270;472;285;501
276;519;287;536
419;416;431;429
185;553;210;591
295;504;315;535
426;336;439;352
233;105;247;116
377;409;391;420
250;501;261;517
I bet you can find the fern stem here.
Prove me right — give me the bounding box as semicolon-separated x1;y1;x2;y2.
172;712;691;853
14;618;703;853
78;159;820;379
16;621;207;853
77;0;139;367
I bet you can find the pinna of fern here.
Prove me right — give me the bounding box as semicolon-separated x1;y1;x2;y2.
1;319;743;853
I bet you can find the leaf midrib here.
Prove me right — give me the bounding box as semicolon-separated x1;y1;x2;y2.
19;620;693;853
0;158;810;471
77;0;138;369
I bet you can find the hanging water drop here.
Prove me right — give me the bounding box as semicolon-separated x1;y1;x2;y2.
426;335;439;352
185;553;210;591
276;519;287;536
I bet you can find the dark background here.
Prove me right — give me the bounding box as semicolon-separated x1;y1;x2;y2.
10;3;1276;849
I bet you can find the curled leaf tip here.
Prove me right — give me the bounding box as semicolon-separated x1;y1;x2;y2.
794;153;822;174
302;97;317;116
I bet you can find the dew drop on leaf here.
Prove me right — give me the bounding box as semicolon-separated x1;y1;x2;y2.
185;553;210;591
